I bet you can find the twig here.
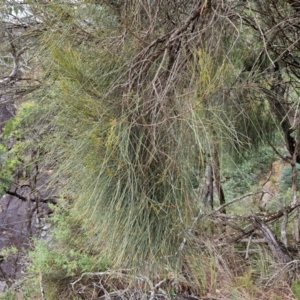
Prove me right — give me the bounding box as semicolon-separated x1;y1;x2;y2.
264;259;299;287
240;238;266;243
245;234;252;259
71;271;111;293
149;278;166;300
205;191;264;218
39;271;46;300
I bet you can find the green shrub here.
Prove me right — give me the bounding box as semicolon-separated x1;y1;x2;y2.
3;102;35;139
0;291;15;300
292;280;300;300
27;203;111;299
0;102;36;194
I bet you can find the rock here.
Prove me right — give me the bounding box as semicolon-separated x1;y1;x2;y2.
0;280;7;292
0;190;53;282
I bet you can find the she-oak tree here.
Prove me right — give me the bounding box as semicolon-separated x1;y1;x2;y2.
2;0;300;278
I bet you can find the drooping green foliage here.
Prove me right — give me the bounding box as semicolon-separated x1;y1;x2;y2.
23;2;251;271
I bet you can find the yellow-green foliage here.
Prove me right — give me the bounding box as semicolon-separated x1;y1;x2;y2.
197;48;233;97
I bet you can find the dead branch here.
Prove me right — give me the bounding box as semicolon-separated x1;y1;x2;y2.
71;270;169;300
227;202;300;244
205;191;264;218
250;214;293;264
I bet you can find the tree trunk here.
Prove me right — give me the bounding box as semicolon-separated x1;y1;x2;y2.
203;163;214;210
212;144;226;213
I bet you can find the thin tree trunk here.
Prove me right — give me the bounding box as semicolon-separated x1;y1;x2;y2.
292;140;299;242
212;144;226;213
203;163;214;210
281;210;288;246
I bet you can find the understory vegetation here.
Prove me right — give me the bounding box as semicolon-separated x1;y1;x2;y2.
1;1;300;299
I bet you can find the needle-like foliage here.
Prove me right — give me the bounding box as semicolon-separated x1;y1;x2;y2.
24;1;246;272
24;1;283;274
